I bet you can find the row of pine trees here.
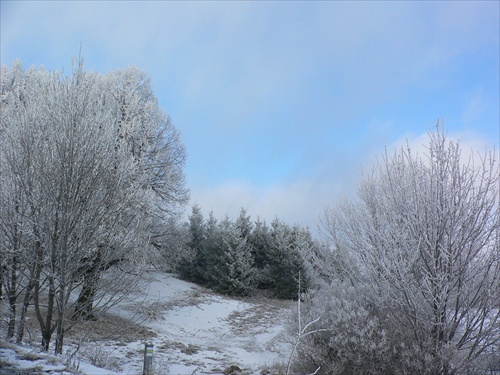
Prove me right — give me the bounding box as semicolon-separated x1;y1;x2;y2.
165;206;313;298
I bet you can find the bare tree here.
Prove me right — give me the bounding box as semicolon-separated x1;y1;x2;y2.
285;272;325;375
0;60;188;354
72;66;189;321
309;126;499;374
0;62;44;342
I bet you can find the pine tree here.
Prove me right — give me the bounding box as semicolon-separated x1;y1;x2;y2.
248;217;274;289
178;205;206;282
269;220;310;299
202;211;221;287
235;207;253;239
211;217;257;296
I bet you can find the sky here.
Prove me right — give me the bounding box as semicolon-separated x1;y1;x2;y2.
1;1;499;232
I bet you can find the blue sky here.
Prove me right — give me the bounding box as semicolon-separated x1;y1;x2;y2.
1;1;499;230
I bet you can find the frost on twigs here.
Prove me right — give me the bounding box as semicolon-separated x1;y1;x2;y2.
0;59;188;354
293;125;500;374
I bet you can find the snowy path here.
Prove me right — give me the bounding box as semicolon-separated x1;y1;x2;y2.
1;271;292;374
110;271;291;374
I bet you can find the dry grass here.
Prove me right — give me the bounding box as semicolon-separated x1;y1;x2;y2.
16;350;44;361
226;298;290;336
78;343;123;371
67;312;157;343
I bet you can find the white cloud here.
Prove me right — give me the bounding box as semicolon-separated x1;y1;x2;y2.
389;128;497;170
189;177;347;232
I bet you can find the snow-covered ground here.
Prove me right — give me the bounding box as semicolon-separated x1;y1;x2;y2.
0;271;292;374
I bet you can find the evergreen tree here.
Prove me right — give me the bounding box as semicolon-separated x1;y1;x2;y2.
176;206;311;299
288;224;312;294
202;211;221;287
178;205;206;282
235;207;253;239
248;218;274;289
211;217;257;296
269;220;310;299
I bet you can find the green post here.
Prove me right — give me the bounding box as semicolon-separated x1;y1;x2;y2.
143;343;153;375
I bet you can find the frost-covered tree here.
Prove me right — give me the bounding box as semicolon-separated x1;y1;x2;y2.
248;218;274;289
174;208;313;298
294;127;499;374
287;280;397;375
72;65;189;322
201;211;222;286
158;218;191;273
177;209;258;295
177;205;206;283
0;62;38;341
269;220;310;299
210;216;256;296
0;59;188;353
235;208;253;239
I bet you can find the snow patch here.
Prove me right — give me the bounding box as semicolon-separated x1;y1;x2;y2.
1;270;292;374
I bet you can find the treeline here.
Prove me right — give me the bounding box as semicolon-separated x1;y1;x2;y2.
162;206;315;299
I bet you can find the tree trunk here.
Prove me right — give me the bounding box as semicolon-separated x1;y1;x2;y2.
73;269;100;321
41;331;51;352
54;286;65;354
0;264;4;300
73;248;117;321
33;236;46;347
7;254;18;339
54;330;64;355
40;276;55;351
7;292;16;339
16;283;33;344
40;212;59;351
15;258;36;344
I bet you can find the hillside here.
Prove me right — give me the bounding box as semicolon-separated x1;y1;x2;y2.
0;270;293;374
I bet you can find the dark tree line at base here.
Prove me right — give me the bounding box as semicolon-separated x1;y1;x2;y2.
163;206;314;299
